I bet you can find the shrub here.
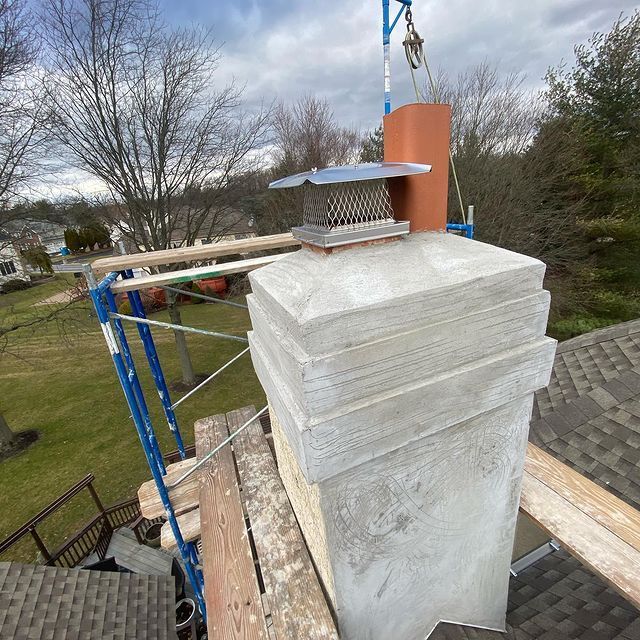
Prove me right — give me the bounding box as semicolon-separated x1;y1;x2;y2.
1;279;31;294
586;290;640;322
140;289;165;312
117;300;132;315
22;246;54;274
189;282;205;304
547;314;614;342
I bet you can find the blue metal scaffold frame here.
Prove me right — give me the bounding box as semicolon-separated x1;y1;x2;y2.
78;252;276;622
84;264;207;616
382;0;413;115
81;245;279;623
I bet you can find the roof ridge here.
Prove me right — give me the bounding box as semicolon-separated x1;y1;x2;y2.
556;318;640;354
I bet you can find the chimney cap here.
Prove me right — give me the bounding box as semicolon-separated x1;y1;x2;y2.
269;162;431;189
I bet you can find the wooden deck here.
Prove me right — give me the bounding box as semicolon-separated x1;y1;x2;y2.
105;527;176;576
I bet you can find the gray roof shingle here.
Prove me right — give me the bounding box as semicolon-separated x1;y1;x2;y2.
531;322;640;511
533;319;640;420
430;550;639;639
0;562;178;639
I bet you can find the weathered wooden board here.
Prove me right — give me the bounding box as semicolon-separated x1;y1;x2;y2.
231;407;338;640
107;528;174;575
92;232;300;274
137;459;199;520
160;508;201;550
525;443;640;551
196;414;269;640
110;253;294;294
520;470;640;609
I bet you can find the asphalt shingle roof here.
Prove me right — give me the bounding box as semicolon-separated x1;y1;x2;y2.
531;321;640;512
432;319;640;639
0;562;178;640
431;550;640;640
533;319;640;421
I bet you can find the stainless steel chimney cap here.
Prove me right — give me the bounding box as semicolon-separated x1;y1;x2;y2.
268;162;431;189
269;162;432;249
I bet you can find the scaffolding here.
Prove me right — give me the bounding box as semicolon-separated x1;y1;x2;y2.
78;225;474;621
74;233;299;620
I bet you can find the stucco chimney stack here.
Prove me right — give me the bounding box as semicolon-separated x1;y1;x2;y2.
248;104;556;639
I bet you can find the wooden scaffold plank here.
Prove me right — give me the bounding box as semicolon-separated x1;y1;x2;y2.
92;232;300;274
160;508;201;550
521;443;640;609
524;443;640;551
137;459;199;519
230;406;338;640
196;413;269;640
110;253;293;294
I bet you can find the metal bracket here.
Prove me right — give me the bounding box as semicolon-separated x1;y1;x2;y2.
510;539;561;577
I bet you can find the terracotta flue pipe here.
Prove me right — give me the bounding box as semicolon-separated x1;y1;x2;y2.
383;103;451;232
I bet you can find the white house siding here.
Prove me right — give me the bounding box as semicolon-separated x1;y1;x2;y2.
0;244;30;289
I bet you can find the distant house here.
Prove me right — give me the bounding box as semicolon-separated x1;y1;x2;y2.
31;221;67;255
0;231;30;291
167;207;257;247
10;225;40;252
2;220;67;256
14;222;66;256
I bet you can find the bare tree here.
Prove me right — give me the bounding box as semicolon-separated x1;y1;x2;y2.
41;0;270;385
0;0;48;234
0;0;49;444
272;96;360;173
420;62;587;269
259;95;361;234
431;64;538;159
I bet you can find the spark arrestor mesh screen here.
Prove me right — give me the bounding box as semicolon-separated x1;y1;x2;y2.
302;179;395;232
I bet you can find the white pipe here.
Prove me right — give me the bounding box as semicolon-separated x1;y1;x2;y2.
170;347;251;410
108;312;248;343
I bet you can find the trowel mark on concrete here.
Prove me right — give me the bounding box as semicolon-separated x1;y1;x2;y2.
330;420;517;575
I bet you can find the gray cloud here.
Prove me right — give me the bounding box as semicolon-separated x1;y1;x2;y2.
38;1;638;197
162;0;637;132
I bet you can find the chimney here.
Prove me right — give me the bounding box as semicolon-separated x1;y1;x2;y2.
384;103;451;232
247;104;556;639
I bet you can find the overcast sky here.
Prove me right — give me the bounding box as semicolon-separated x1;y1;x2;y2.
161;0;639;131
39;0;638;198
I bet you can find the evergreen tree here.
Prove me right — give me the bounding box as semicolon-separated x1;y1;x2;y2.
545;11;640;221
360;125;384;163
93;223;111;247
539;11;640;336
78;227;95;251
64;228;81;252
22;246;53;274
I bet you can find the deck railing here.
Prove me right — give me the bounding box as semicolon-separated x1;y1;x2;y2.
0;474;101;562
49;512;111;568
0;475;159;567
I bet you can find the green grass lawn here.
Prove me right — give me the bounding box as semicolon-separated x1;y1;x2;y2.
0;275;265;562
